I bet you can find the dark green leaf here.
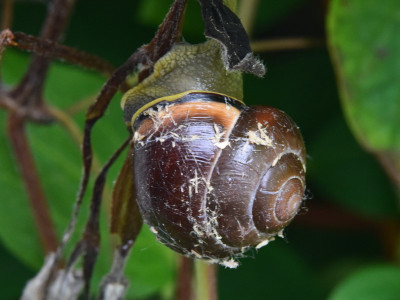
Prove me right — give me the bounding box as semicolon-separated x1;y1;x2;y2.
0;50;175;298
329;265;400;300
328;0;400;151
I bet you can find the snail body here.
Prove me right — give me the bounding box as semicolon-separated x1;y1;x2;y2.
122;41;306;266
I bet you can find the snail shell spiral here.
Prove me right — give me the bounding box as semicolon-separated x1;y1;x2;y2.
132;91;306;267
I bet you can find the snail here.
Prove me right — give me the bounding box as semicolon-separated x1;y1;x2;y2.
121;40;306;267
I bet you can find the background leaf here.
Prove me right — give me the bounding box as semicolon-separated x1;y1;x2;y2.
327;0;400;161
0;49;176;298
328;265;400;300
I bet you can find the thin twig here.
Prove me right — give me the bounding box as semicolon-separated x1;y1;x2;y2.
207;264;218;300
7;113;58;253
0;29;15;61
79;138;130;298
138;0;188;80
1;0;14;30
47;106;83;145
72;0;190;252
99;146;142;299
2;0;78;256
10;0;76;106
39;0;76;41
49;103;127;231
73;48;146;250
47;104;118;237
47;105;111;193
177;256;194;300
65;94;98;115
7;31;115;76
251;37;325;53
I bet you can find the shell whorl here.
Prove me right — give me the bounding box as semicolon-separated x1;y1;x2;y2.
133;93;306;266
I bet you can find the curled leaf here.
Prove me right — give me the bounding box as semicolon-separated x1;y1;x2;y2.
197;0;266;76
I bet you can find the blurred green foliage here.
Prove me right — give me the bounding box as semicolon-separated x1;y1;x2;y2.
329;265;400;300
1;0;400;299
328;0;400;151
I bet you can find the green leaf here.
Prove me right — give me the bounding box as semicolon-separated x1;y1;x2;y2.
126;226;177;298
329;265;400;300
0;50;175;298
327;0;400;151
0;113;44;268
0;243;35;300
0;50;106;269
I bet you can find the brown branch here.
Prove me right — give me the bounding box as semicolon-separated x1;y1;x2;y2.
75;50;146;247
1;0;14;30
251;37;325;53
7;113;58;254
1;0;80;286
177;256;194;300
47;105;114;230
99;146;142;299
4;31;115;76
0;28;15;61
144;0;187;61
206;264;218;300
10;0;76;107
78;0;189;221
0;86;54;123
139;0;188;80
39;0;76;41
80;138;130;299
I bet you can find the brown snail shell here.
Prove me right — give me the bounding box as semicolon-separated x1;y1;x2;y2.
132;91;306;267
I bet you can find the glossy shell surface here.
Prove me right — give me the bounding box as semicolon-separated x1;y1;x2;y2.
132;92;306;266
